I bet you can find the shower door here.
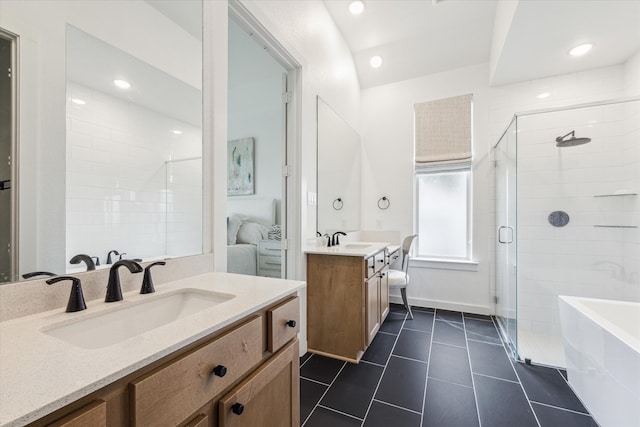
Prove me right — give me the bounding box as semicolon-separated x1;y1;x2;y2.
494;118;518;357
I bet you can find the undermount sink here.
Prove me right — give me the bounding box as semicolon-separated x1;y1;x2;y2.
42;289;235;349
343;243;371;249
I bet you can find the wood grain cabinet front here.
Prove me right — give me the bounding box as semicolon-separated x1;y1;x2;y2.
307;248;390;362
218;340;299;427
130;316;263;426
48;400;106;427
26;295;300;427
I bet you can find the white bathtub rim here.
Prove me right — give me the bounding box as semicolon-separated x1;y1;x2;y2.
558;295;640;355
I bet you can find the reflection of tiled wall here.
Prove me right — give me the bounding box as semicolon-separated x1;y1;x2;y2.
65;82;201;267
166;159;203;257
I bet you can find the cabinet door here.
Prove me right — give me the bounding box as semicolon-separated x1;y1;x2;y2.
366;275;380;346
218;340;300;427
379;267;390;323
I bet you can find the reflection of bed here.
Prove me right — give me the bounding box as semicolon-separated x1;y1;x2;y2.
227;198;276;275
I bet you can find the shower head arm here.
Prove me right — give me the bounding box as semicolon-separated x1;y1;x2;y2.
556;130;575;142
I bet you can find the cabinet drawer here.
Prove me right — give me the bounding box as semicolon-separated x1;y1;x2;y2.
218;340;299;427
258;240;282;255
366;250;386;277
260;269;282;278
130;316;263;427
259;256;282;270
267;297;299;353
49;400;106;427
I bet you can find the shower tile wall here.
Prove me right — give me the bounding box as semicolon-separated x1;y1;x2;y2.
66;81;201;265
516;101;640;366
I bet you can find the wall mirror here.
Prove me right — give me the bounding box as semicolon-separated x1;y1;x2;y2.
0;0;204;283
317;96;361;234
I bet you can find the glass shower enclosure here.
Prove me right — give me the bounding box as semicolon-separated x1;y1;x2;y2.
494;97;640;367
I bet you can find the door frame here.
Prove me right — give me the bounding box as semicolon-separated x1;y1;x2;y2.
0;28;19;282
228;1;302;280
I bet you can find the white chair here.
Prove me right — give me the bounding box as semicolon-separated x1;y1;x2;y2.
388;235;417;319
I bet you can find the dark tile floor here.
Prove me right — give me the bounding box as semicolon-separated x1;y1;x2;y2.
300;304;598;427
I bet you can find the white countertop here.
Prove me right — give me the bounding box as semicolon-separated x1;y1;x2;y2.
0;272;305;427
304;241;391;258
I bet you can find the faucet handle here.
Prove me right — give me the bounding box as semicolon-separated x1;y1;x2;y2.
141;261;166;294
46;276;86;312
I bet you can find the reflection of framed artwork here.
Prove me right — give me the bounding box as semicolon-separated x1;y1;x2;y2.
227;137;255;196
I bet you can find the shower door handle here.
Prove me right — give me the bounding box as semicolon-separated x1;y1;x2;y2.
498;226;513;244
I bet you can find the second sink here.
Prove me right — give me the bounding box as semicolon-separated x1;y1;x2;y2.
42;289;235;349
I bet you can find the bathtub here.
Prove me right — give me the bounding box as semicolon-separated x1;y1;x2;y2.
558;296;640;427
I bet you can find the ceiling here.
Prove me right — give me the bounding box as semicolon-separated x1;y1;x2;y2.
324;0;640;89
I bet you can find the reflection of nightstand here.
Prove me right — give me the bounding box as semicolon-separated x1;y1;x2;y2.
257;240;282;277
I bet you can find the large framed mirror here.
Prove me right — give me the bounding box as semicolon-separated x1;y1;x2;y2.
317;96;361;234
0;0;204;283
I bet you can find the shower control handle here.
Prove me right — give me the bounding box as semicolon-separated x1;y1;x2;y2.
498;226;513;244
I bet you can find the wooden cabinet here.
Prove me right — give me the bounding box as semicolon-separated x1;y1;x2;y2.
307;248;391;363
218;340;299;427
29;296;300;427
257;240;282;278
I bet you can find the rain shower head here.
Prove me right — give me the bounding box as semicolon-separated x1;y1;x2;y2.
555;130;591;147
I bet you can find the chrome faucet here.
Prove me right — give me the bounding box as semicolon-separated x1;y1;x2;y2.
106;250;120;264
69;254;96;271
105;260;142;302
332;231;347;246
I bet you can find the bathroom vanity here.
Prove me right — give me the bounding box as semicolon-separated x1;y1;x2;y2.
0;273;305;427
305;243;396;363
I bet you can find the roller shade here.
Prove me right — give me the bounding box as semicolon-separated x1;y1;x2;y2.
414;94;472;168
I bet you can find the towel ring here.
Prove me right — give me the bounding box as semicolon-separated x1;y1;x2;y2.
377;196;390;210
333;198;343;210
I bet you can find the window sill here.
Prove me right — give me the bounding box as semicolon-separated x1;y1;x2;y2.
410;257;479;272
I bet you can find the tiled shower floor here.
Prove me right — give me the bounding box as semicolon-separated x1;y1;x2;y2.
300;305;598;427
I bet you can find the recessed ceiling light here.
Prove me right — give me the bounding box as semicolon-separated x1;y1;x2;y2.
349;1;365;15
172;129;183;135
71;98;86;105
370;55;383;68
537;92;551;99
113;79;132;89
569;43;593;57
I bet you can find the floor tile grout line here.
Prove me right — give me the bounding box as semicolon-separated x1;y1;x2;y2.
300;376;331;387
301;359;348;427
359;359;386;368
467;337;503;346
431;339;468;350
389;353;428;365
427;375;475;389
377;330;397;336
462;311;483;427
316;404;364;421
358;311;408;427
372;398;423;416
497;331;543;427
419;306;438;427
529;400;591;416
403;326;433;334
472;372;521;384
299;353;314;369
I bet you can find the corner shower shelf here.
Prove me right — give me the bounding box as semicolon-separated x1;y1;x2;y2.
593;225;638;229
593;193;637;198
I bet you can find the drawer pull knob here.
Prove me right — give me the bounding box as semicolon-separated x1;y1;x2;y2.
213;365;227;377
232;403;245;415
286;320;297;328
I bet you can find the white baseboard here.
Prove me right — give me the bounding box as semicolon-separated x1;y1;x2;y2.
389;295;494;316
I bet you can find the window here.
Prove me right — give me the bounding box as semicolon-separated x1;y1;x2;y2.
416;168;471;259
414;94;473;260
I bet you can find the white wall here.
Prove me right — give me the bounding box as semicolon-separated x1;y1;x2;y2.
361;56;640;315
227;18;285;221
